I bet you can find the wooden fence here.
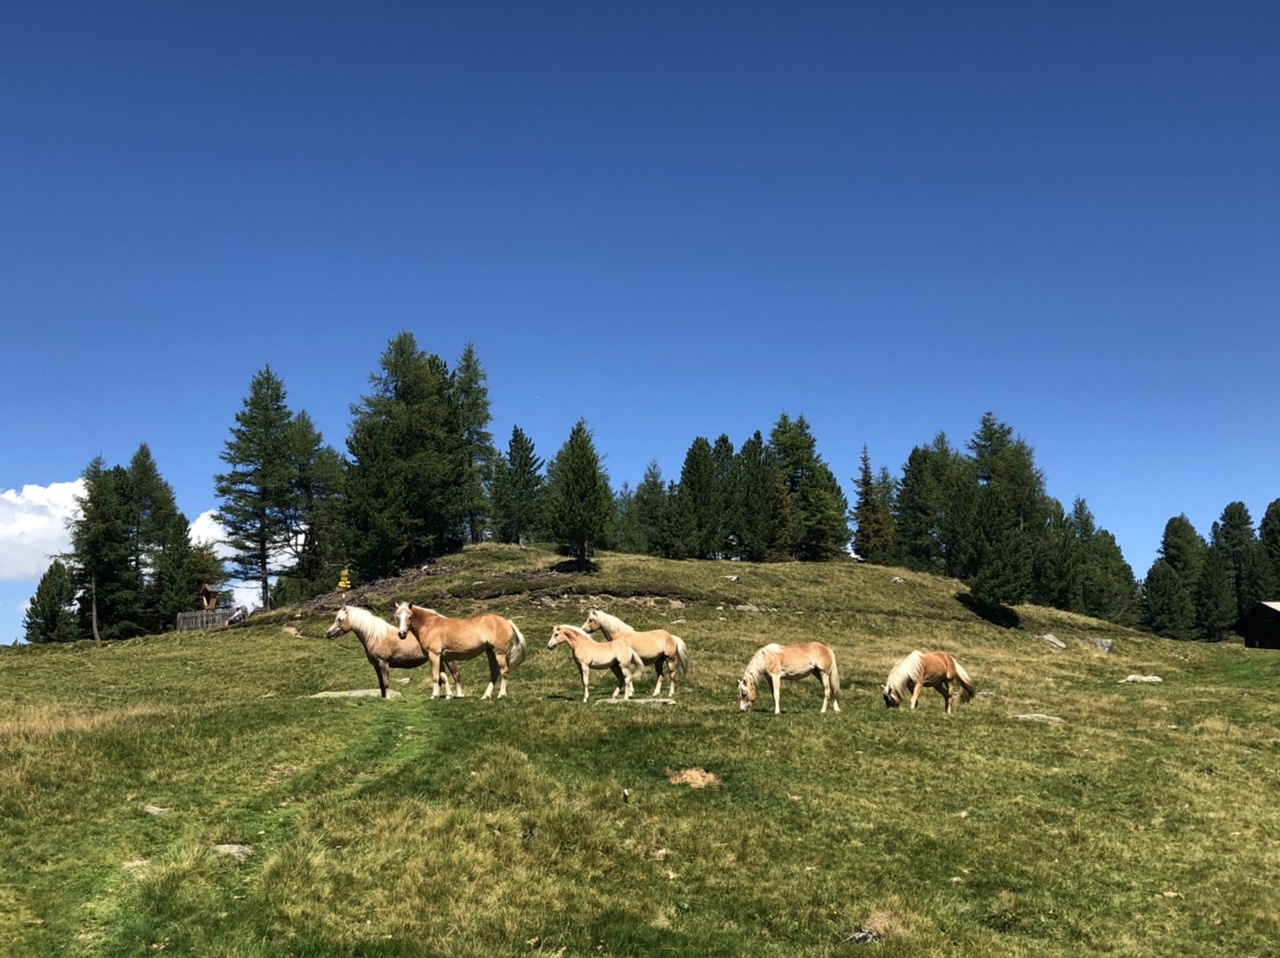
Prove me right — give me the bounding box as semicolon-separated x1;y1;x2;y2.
176;609;234;632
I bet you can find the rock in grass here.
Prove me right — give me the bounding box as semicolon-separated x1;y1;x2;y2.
1120;674;1162;684
213;844;255;862
1012;713;1065;724
310;689;402;698
1039;634;1067;650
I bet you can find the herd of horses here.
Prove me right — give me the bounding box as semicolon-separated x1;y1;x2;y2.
324;603;976;713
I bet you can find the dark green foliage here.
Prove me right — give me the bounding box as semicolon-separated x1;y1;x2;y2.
22;559;79;643
673;437;723;559
153;511;202;626
214;366;300;610
1195;547;1236;641
345;333;470;578
614;461;666;555
273;413;347;602
70;457;144;641
1142;558;1197;640
453;342;496;544
1213;502;1257;623
545;419;611;569
852;446;895;562
1158;514;1206;582
770;414;850;561
892;433;965;574
728;431;791;562
1260;499;1280;585
490;426;545;545
127;444;183;634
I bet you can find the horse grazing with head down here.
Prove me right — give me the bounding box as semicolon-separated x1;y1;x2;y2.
738;642;841;714
547;624;645;702
395;602;527;699
325;605;461;699
582;608;689;697
882;650;975;713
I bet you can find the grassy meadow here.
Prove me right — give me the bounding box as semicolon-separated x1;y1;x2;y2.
3;545;1279;957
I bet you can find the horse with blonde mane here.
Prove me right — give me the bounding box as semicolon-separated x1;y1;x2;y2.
395;602;527;699
582;608;689;697
325;605;461;699
737;642;840;714
547;624;645;702
882;650;975;713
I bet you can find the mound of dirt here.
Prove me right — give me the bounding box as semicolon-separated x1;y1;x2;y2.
667;767;722;788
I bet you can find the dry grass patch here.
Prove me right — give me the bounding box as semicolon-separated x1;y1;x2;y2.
667;767;722;788
0;703;171;748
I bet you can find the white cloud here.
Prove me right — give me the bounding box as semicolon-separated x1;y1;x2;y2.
0;480;84;581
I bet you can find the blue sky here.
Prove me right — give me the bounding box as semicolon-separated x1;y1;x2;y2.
4;1;1278;644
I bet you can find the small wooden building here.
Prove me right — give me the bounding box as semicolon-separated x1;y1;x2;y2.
199;584;220;611
1236;601;1280;650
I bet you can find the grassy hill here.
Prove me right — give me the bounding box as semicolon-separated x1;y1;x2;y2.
3;545;1279;957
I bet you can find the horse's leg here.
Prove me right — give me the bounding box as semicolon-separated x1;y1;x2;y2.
770;672;781;714
580;661;591;702
494;649;510;699
480;649;498;699
376;660;391;698
909;680;923;709
941;679;952;713
820;670;830;713
651;657;664;697
429;651;444;699
611;662;626;699
447;659;464;697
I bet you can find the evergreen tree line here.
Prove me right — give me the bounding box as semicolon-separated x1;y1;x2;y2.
27;333;1275;643
22;446;225;643
1141;502;1280;641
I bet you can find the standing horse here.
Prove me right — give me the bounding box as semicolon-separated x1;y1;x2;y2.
395;602;527;699
325;605;461;699
547;624;645;702
738;642;841;714
582;608;689;697
882;650;975;713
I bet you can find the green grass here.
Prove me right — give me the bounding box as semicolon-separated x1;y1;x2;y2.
3;545;1279;956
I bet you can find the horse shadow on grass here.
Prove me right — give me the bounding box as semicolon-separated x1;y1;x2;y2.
957;592;1021;629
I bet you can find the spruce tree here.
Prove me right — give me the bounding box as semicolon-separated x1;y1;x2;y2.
274;412;347;602
1260;499;1280;587
892;434;959;574
729;431;791;562
490;426;545;545
153;511;201;627
629;461;668;556
769;414;850;561
23;559;80;643
69;457;144;642
214;366;298;610
1195;546;1235;641
852;446;895;562
1142;558;1197;640
1213;502;1256;623
453;342;496;544
127;444;182;633
345;333;469;578
545;419;611;570
710;435;736;556
676;437;722;559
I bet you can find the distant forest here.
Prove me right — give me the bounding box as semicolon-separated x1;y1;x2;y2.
24;333;1279;645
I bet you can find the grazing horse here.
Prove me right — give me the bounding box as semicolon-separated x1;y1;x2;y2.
738;642;841;714
582;608;689;698
546;624;645;702
395;602;527;699
325;605;461;699
882;650;975;713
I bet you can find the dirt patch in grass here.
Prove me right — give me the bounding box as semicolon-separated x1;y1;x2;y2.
667;767;722;788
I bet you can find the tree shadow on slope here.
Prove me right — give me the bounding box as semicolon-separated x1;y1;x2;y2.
957;592;1021;629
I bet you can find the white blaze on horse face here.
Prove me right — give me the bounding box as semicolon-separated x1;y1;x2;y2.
325;608;348;639
547;627;564;650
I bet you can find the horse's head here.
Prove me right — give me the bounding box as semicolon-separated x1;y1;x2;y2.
882;685;901;708
394;601;412;639
582;610;601;633
326;607;351;639
547;624;573;650
738;676;757;712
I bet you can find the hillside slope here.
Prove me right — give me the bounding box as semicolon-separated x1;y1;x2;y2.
3;546;1278;957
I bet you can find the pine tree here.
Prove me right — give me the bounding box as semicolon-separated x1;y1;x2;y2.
852;446;895;562
710;435;736;557
214;366;298;610
23;559;80;643
345;334;469;578
892;434;959;574
490;426;545;545
1260;499;1280;587
1212;502;1256;623
69;457;144;642
453;342;496;544
273;412;347;603
126;444;183;633
630;461;668;556
153;511;201;627
675;437;722;559
545;419;611;570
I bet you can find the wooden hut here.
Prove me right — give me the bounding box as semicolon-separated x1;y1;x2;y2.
1236;601;1280;650
199;584;220;611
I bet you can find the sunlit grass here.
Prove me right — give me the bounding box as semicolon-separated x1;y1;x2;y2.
2;545;1279;956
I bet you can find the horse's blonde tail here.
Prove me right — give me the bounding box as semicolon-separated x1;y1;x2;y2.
953;659;975;704
673;636;690;678
506;620;527;669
